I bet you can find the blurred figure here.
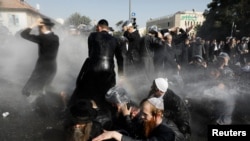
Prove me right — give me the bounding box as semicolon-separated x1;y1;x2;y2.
147;78;191;141
122;20;141;73
237;37;249;66
198;63;237;127
210;39;219;62
216;52;235;83
65;99;103;141
68;19;124;109
204;40;211;62
179;38;192;68
160;33;181;78
139;25;164;82
191;37;203;58
184;55;207;84
21;18;59;105
105;86;141;138
155;26;192;79
92;97;175;141
233;57;250;124
237;56;250;94
223;37;238;65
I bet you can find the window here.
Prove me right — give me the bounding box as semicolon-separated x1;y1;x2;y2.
9;14;19;26
0;13;2;24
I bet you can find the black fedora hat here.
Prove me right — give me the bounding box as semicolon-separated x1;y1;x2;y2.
69;99;97;124
41;18;55;26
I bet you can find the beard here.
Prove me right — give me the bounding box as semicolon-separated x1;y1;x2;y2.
71;122;92;141
144;118;157;137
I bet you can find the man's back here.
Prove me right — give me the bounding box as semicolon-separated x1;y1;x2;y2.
87;31;123;73
69;20;124;108
163;89;191;136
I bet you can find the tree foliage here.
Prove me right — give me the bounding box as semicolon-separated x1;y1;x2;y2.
64;12;91;27
197;0;250;40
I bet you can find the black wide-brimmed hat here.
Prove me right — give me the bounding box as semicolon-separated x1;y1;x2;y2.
41;18;55;27
69;99;97;124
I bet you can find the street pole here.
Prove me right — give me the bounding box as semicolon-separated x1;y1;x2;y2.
230;22;234;37
129;0;131;20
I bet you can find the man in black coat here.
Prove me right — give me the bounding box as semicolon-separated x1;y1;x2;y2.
147;78;191;141
154;26;191;78
122;21;141;73
21;18;59;103
92;97;175;141
69;19;124;109
139;25;164;82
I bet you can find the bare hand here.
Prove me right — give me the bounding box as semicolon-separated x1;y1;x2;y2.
30;18;43;28
121;103;132;116
157;32;163;39
169;27;179;33
186;25;193;33
92;130;122;141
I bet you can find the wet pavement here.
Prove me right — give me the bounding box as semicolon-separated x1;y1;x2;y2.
1;77;250;141
0;78;66;141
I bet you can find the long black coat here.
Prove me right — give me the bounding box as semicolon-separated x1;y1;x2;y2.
21;28;59;96
163;89;191;135
69;31;124;108
124;30;141;64
139;34;163;82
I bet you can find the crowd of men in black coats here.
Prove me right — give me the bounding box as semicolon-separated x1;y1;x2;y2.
8;17;249;141
63;18;250;141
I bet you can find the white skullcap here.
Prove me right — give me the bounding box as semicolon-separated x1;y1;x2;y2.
155;78;168;93
163;32;170;37
148;25;158;33
122;20;133;27
148;97;164;110
219;52;230;60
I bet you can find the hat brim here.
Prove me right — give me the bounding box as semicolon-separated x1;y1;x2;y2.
41;22;55;26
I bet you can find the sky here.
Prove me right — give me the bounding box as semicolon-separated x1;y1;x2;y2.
26;0;212;29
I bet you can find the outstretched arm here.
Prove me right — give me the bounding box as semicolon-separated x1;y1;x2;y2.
20;18;43;43
92;130;122;141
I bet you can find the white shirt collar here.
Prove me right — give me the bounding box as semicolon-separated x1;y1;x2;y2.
44;31;52;34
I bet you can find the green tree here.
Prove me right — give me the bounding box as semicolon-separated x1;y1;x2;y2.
197;0;250;40
64;12;91;27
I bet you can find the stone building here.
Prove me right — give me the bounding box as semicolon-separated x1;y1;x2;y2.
146;10;205;34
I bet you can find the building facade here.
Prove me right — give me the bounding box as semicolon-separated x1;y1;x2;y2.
0;0;46;35
146;10;205;34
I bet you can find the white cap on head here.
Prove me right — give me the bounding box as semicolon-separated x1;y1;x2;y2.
148;97;164;110
155;78;168;93
122;20;133;27
163;32;170;37
148;25;158;33
219;52;230;60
